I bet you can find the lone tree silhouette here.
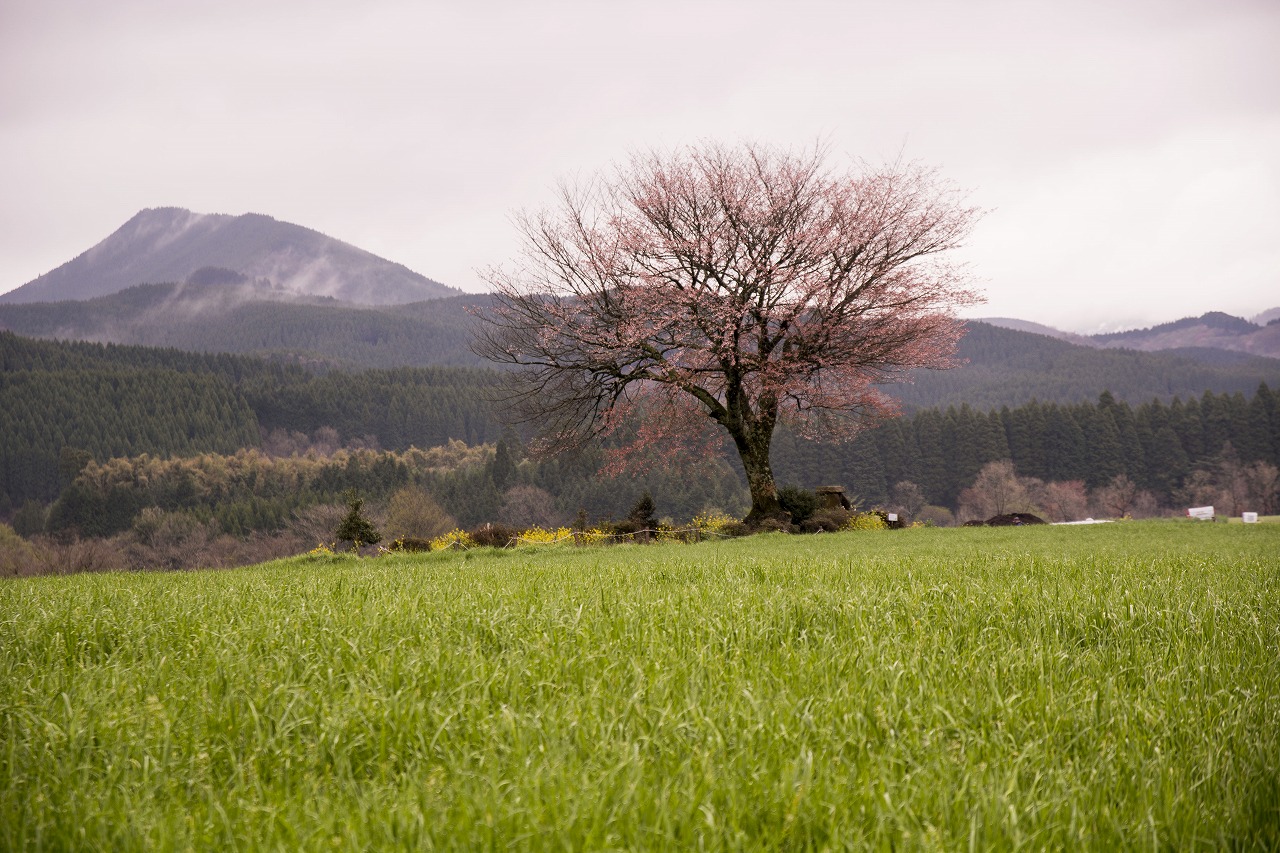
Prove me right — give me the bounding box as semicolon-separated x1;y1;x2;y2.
335;491;381;552
476;141;981;525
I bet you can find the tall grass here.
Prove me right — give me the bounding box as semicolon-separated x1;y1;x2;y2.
1;521;1277;849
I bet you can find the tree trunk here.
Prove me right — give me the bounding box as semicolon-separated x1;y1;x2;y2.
732;425;787;527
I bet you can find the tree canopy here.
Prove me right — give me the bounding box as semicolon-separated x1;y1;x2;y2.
476;141;981;522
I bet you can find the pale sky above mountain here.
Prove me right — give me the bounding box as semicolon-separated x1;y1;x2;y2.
1;0;1277;333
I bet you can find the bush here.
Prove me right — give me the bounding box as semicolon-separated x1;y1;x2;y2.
11;500;47;538
777;486;818;525
386;487;456;541
846;511;888;531
800;508;852;533
0;524;37;578
917;505;955;527
467;523;518;548
430;529;475;551
386;537;433;553
335;493;381;552
513;526;574;546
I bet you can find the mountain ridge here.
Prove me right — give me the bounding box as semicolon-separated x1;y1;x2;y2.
2;285;1277;410
979;310;1280;359
1;207;459;306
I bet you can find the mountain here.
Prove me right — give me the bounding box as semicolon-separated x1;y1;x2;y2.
984;310;1280;360
0;276;486;368
1089;311;1280;358
3;282;1278;409
975;317;1094;346
886;320;1280;411
0;207;459;305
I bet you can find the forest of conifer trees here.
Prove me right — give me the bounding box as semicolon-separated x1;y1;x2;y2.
2;329;1279;575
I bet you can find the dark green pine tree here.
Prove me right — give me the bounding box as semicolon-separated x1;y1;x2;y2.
627;491;658;529
1225;392;1255;462
1099;392;1146;481
979;410;1012;467
1246;383;1278;464
1198;391;1233;458
912;410;947;505
1004;402;1048;481
1077;400;1124;489
490;439;517;491
875;420;916;489
1173;396;1204;459
1041;405;1087;483
1145;426;1190;499
335;492;382;552
942;405;982;503
844;438;889;508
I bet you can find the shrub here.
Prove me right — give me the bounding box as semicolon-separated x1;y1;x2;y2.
691;511;736;534
801;508;852;533
385;487;456;541
335;493;381;552
777;485;818;525
430;529;475;551
514;526;574;546
0;524;37;578
916;505;955;527
751;518;789;535
467;523;518;548
386;536;433;553
845;511;888;531
608;518;642;536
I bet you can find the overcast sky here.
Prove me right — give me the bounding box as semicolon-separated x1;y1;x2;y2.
2;0;1277;332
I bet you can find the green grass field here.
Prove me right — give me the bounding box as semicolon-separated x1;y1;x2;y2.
2;521;1277;850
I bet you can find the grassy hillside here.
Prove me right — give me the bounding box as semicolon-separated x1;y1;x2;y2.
2;522;1276;848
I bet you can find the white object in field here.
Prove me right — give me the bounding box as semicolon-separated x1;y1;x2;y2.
1242;512;1259;523
1187;506;1215;521
887;513;898;522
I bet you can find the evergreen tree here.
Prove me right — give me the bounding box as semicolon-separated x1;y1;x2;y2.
627;491;658;529
335;492;381;552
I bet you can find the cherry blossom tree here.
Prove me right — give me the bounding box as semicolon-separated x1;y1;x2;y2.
475;142;981;524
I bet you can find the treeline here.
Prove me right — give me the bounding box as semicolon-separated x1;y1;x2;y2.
775;386;1280;509
0;332;505;510
14;386;1279;546
19;438;746;541
4;329;1279;540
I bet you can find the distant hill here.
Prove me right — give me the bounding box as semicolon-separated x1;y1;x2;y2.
1090;311;1280;358
3;284;1278;409
0;276;486;368
0;207;458;305
975;317;1094;346
885;320;1280;411
985;310;1280;360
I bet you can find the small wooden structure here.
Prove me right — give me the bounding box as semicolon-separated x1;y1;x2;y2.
815;486;852;511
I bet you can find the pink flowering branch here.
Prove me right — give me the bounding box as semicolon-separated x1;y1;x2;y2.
474;140;983;523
